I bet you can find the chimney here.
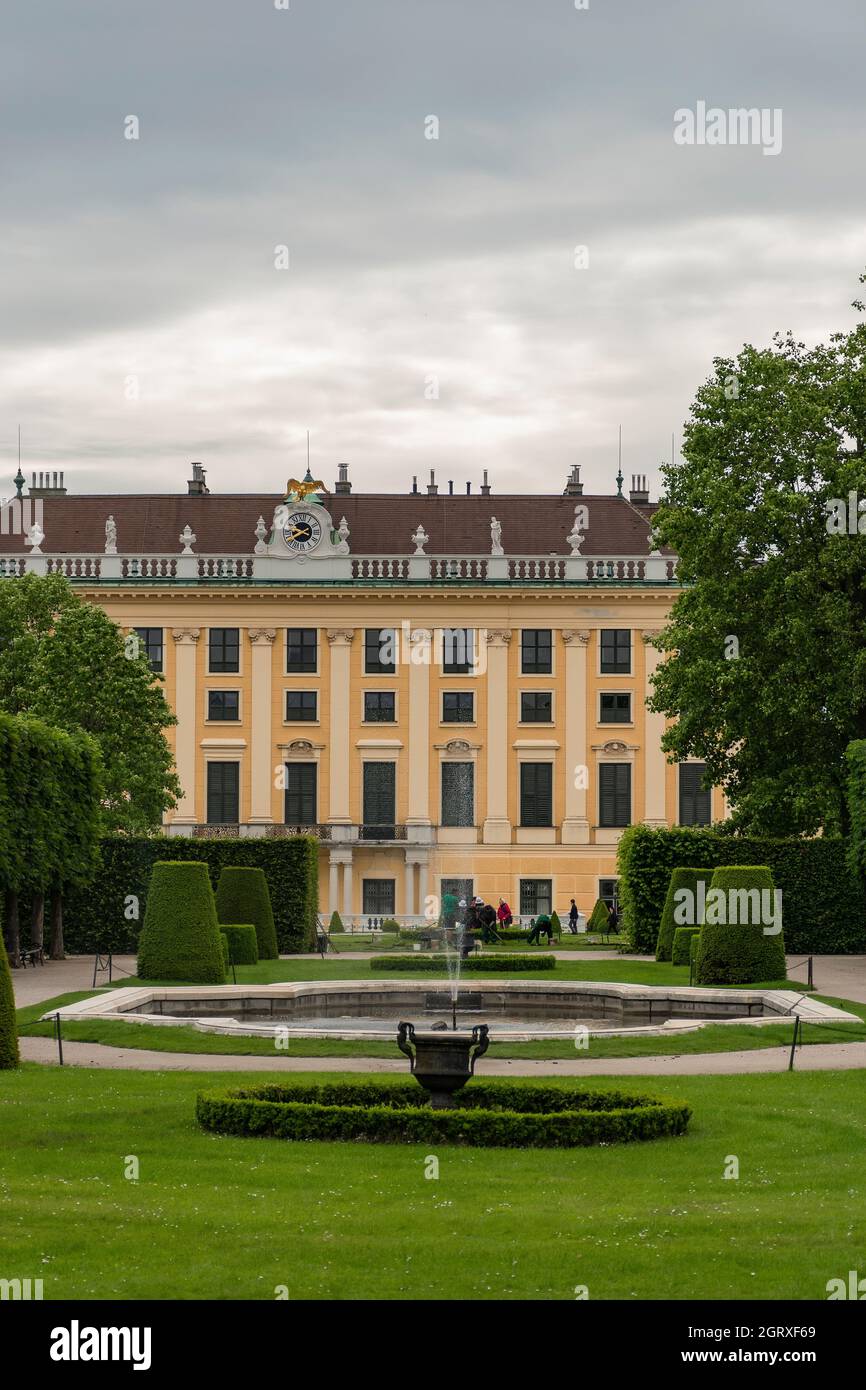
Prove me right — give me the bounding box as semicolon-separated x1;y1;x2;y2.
334;462;351;496
448;480;454;496
480;469;491;497
427;470;438;496
411;476;418;495
629;473;650;504
187;462;210;496
29;469;68;498
563;464;583;497
465;482;471;495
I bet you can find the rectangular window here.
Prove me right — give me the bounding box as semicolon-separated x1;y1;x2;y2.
519;762;553;827
284;763;317;825
362;761;396;837
599;878;620;913
206;762;239;824
441;762;474;827
209;628;240;673
600;629;631;674
520;879;552;916
599;763;631;827
362;879;396;917
520;691;552;723
679;762;712;826
442;691;474;723
364;629;396;674
207;690;240;722
286;628;317;673
364;691;396;723
441;877;474;907
285;690;317;722
521;630;552;675
599;692;632;724
442;628;474;674
134;627;163;673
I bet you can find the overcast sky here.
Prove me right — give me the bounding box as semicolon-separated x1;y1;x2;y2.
1;0;863;499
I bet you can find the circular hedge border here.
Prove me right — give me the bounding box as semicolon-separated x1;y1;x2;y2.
196;1080;691;1148
369;953;556;972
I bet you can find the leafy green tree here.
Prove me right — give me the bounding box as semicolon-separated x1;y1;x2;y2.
0;573;179;834
844;740;866;882
649;279;866;837
0;930;18;1068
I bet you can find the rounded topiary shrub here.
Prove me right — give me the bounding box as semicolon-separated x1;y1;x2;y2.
655;867;714;961
137;861;226;983
550;910;561;937
0;931;19;1069
587;899;610;932
696;865;786;985
215;867;278;960
671;925;700;966
328;910;343;933
219;924;259;965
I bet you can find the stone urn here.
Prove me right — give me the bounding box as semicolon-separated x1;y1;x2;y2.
397;1020;490;1108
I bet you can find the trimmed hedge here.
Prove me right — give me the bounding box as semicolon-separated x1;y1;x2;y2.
219;924;259;965
617;825;866;954
196;1079;691;1149
136;861;226;983
0;930;18;1069
219;933;230;976
370;954;556;972
672;926;701;966
328;911;344;932
587;898;611;932
57;834;318;956
696;865;786;985
215;867;278;960
690;933;700;966
655;867;713;961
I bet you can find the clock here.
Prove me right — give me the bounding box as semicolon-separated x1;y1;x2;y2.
282;509;323;553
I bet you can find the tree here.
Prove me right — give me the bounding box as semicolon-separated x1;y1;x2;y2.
0;573;180;835
0;930;18;1068
649;277;866;837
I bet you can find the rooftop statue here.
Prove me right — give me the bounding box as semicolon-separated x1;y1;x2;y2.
285;477;328;503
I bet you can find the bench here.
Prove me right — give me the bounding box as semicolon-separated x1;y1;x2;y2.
18;946;45;968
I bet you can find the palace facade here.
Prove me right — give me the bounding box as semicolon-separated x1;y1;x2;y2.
0;462;722;923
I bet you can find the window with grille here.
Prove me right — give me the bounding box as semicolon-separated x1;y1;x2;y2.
521;630;552;674
600;692;631;723
442;691;474;723
134;627;163;673
284;763;317;825
209;628;240;673
599;763;631;827
363;762;396;830
207;690;239;721
362;879;395;916
679;762;711;825
441;629;474;674
520;691;552;723
286;628;317;673
600;629;631;674
364;691;396;723
364;629;396;674
207;762;239;823
520;879;552;916
285;690;317;722
441;762;474;827
519;763;553;827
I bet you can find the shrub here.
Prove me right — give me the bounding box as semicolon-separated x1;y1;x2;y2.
196;1079;691;1149
617;824;865;954
369;954;555;972
550;910;562;937
57;835;317;956
696;865;787;985
845;740;866;884
219;924;259;965
587;899;610;932
671;926;700;966
689;932;700;966
219;933;230;976
136;862;225;983
380;918;400;932
0;930;18;1069
328;910;344;933
215;867;278;960
655;867;713;960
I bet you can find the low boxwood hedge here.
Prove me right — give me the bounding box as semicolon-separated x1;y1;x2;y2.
196;1079;691;1148
219;924;259;965
369;954;556;972
671;925;701;966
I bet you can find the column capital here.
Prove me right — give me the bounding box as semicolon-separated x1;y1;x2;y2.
248;627;276;645
326;628;355;646
562;629;590;645
172;627;200;645
640;628;663;641
485;628;512;647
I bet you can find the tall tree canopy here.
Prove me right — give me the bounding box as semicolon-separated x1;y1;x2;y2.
649;277;866;837
0;573;180;834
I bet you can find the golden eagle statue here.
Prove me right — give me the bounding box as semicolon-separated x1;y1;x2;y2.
286;477;328;502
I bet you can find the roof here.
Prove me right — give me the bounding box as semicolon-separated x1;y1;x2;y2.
0;491;669;557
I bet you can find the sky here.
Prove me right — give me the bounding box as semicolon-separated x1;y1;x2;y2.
1;0;864;499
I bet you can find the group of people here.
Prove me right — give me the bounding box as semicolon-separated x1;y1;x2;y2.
453;895;619;952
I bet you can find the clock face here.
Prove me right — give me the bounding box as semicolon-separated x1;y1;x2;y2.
282;510;323;553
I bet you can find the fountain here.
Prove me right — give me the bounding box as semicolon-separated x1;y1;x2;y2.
397;1019;490;1108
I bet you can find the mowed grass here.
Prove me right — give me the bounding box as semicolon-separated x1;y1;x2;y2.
1;1064;865;1300
18;991;866;1061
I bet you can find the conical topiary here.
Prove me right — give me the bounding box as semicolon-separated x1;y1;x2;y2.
137;861;226;983
549;910;561;939
587;899;610;932
655;867;714;961
328;910;343;933
215;866;279;960
696;865;786;985
0;930;19;1069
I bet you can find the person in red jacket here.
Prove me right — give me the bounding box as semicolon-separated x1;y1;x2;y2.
497;898;513;928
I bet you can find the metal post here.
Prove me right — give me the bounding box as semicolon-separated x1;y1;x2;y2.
788;1014;801;1071
54;1012;64;1066
807;956;814;989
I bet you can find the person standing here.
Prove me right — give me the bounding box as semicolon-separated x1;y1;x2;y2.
608;902;620;934
568;899;579;934
497;898;513;929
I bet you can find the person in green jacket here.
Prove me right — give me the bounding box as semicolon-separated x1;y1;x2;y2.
527;912;553;945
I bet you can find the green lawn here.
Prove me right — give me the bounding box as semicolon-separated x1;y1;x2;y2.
1;1064;865;1300
19;991;864;1062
